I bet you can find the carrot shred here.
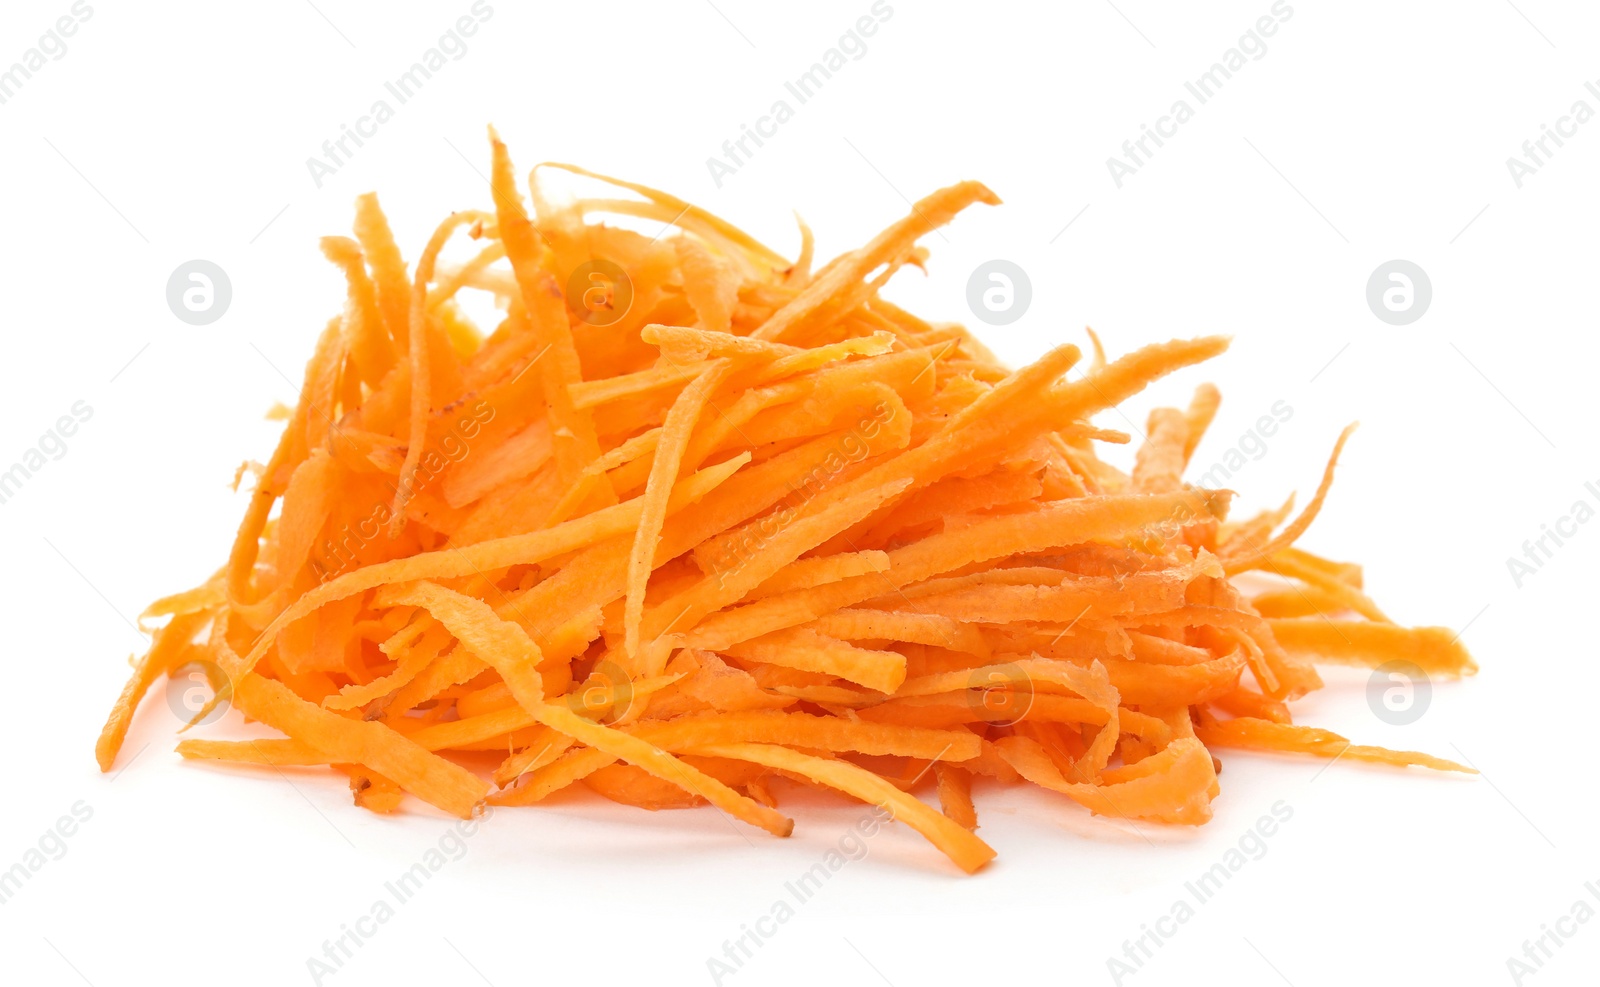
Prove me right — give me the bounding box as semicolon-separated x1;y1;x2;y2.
233;674;489;818
96;136;1478;873
1194;715;1474;773
391;211;491;534
935;763;978;831
625;361;729;659
95;611;209;771
1266;618;1479;677
1223;424;1358;574
683;742;995;874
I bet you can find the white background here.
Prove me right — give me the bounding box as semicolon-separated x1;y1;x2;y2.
0;1;1595;984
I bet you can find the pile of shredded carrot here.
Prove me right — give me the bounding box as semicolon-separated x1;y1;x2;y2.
96;130;1476;873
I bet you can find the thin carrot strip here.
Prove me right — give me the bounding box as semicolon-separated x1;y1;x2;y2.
392;211;490;533
95;611;210;771
571;360;712;411
137;574;224;628
490;746;617;805
1261;550;1391;623
490;132;611;497
685;742;995;873
687;490;1225;651
1132;407;1188;493
320;236;395;387
806;608;989;658
752;181;1000;343
176;737;327;765
1180;383;1221;467
1195;716;1473;773
537;162;792;270
726;627;907;694
1266;618;1479;677
748;551;891;598
935;763;978;830
625;360;729;657
372;579;788;834
351;192;411;350
322;619;449;711
238;453;747;676
232;674;489;818
1223;424;1357;574
642;324;803;363
225;320;341;611
493;731;576;787
530;705;792;837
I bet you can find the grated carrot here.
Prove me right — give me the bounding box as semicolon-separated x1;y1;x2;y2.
95;134;1477;873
